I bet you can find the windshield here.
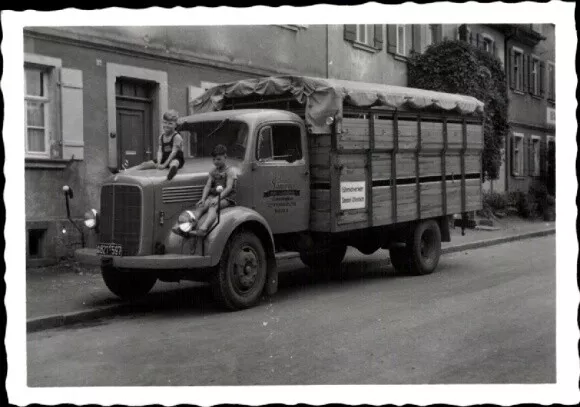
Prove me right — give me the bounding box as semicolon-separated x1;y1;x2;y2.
179;120;249;160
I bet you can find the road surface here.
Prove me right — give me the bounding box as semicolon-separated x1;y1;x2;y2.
27;235;555;386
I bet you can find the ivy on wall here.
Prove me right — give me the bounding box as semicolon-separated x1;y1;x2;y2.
407;40;509;181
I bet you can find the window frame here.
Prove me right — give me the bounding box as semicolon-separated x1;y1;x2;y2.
481;33;494;54
255;122;304;164
23;53;62;160
530;55;540;96
396;24;406;56
24;66;51;157
512;47;524;92
512;132;524;177
354;24;375;47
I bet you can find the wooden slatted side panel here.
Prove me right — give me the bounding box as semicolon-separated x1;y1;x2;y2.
445;153;481;176
420;121;444;150
446;179;481;214
371;154;391;180
373;187;392;224
338;118;369;150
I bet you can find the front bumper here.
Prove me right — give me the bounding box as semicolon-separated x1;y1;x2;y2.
75;248;212;270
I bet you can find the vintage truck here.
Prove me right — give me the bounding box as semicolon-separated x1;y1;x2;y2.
74;75;484;310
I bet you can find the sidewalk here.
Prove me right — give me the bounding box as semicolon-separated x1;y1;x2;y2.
26;216;554;332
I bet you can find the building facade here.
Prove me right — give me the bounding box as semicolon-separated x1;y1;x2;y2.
23;24;555;266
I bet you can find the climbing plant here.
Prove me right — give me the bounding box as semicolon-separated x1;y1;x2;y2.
407;40;509;180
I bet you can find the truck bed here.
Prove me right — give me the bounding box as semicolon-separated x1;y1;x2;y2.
309;110;483;233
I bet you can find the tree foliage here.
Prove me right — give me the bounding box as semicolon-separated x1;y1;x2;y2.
407;40;509;180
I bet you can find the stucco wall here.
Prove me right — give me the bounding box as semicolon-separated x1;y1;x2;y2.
327;25;408;86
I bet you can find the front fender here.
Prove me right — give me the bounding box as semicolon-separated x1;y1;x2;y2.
164;206;274;266
204;207;274;266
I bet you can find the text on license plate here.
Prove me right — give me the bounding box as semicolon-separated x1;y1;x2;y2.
97;243;123;256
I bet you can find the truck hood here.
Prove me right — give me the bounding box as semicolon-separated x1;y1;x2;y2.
106;158;242;186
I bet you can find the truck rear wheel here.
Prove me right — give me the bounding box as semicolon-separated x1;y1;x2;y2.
101;267;157;300
407;220;442;275
212;231;267;310
299;244;347;270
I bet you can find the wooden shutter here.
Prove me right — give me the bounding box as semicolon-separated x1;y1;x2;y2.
522;54;528;92
386;25;397;54
539;61;545;96
458;24;468;41
509;48;515;89
510;136;516;175
373;25;383;50
476;33;481;49
61;68;84;160
344;25;356;42
434;25;442;43
187;85;206;115
412;25;421;53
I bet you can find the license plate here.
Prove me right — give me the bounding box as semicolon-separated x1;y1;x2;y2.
97;243;123;256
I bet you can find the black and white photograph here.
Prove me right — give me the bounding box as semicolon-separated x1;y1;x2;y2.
3;3;578;406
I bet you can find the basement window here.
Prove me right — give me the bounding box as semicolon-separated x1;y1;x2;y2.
28;228;47;258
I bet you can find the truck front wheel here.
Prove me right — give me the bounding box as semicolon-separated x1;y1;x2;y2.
101;267;157;300
407;220;442;275
213;231;268;310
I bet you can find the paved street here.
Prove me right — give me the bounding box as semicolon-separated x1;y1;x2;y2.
27;236;555;386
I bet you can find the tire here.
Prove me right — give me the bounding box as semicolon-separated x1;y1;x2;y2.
101;267;157;300
299;244;347;270
407;220;442;275
389;246;410;272
212;231;268;310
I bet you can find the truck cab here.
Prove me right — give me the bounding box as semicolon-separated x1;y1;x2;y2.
76;109;310;310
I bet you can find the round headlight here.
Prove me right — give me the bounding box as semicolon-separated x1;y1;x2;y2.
84;208;98;229
178;210;196;233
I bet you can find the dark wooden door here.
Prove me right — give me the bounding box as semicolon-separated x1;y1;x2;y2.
115;79;153;169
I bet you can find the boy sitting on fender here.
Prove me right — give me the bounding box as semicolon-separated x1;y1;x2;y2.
135;110;184;180
191;144;237;236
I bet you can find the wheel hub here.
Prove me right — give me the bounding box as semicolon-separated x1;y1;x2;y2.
233;246;259;291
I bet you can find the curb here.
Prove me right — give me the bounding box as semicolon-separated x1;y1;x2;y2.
27;228;555;333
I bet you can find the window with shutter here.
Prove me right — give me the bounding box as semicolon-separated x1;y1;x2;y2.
531;136;541;176
373;25;383;50
511;48;524;92
522;53;529;93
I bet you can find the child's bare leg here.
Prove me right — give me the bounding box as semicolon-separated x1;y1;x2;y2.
134;160;157;170
197;200;230;235
192;200;211;225
167;159;180;180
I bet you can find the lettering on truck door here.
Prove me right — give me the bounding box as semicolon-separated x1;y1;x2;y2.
252;122;310;234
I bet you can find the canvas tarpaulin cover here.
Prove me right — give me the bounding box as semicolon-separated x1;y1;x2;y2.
190;75;485;134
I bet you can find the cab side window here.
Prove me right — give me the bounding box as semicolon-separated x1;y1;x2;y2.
257;124;303;162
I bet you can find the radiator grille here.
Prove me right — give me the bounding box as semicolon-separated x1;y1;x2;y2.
162;185;204;204
99;185;142;256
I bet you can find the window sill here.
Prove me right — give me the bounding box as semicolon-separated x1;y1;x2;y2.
512;90;526;96
394;54;408;62
531;94;543;100
352;41;378;53
25;157;71;169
